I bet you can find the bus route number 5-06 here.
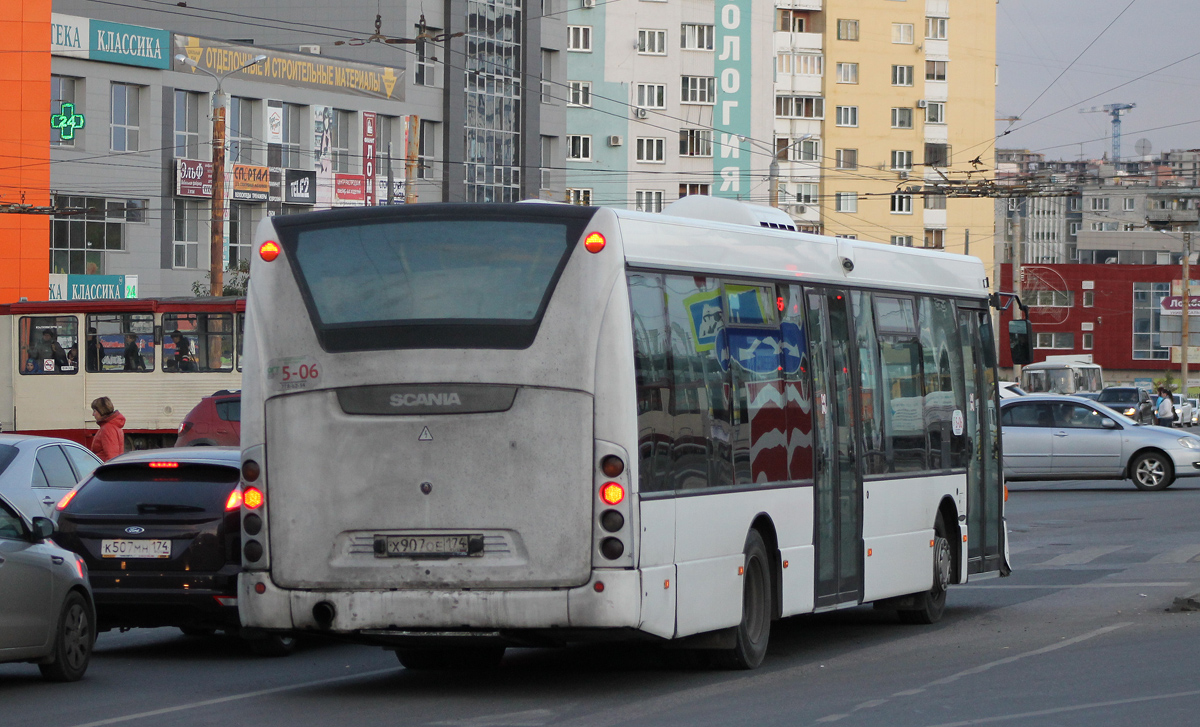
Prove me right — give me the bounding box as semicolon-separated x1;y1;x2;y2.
281;363;319;382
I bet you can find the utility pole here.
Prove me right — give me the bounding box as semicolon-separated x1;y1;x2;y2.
1184;231;1192;400
386;142;395;205
964;228;970;256
404;116;420;204
1012;205;1024;382
768;154;780;208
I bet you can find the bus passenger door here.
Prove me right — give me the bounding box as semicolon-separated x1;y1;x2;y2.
807;290;863;608
960;307;1005;574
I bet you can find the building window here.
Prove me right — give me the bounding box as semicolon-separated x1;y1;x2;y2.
681;23;714;50
891;150;913;170
418;119;438;180
110;82;141;152
1090;197;1111;211
891;194;913;214
925;188;947;209
778;9;807;32
777;52;823;76
924;228;945;249
679;128;714;157
327;109;352;173
788;137;820;161
1124;197;1137;211
892;65;913;86
174;90;200;159
415;26;440;86
567;135;592;161
539;135;553;191
1069;196;1082;211
637;83;666;109
50;195;143;275
569;81;592;107
836;105;858;127
926;60;948;81
892;107;914;129
567;188;592;205
1083;291;1095;307
680;76;716;104
636;190;664;212
1035;332;1074;349
775;95;824;119
228;203;259;269
892;23;914;44
638;29;667;55
925;102;946;124
568;26;592;51
1031;290;1073;307
1082;333;1093;350
281;104;304;168
1069;221;1082;236
679;183;710;198
541;49;554;103
891;235;914;247
835;192;858;213
925;142;951;167
835;148;858;170
1133;282;1171;359
837;19;859;41
795;183;819;204
51;76;79;147
228;97;255;165
173;199;203;269
1091;221;1118;232
926;16;948;40
636;137;665;163
836;63;858;84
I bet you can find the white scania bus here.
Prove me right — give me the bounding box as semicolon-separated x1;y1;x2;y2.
236;198;1013;669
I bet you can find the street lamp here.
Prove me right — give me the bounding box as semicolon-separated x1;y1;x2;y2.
175;53;267;296
1157;227;1196;398
737;134;811;209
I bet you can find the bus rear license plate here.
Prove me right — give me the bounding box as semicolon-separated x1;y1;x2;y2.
376;534;484;558
101;539;171;559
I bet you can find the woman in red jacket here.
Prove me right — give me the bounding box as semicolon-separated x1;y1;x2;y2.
90;396;126;462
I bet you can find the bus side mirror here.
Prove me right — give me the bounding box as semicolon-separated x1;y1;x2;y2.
1008;320;1033;366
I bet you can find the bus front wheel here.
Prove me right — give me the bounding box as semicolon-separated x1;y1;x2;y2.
898;513;951;625
713;529;772;670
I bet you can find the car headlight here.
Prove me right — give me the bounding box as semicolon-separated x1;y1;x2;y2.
1179;437;1200;449
1122;407;1137;417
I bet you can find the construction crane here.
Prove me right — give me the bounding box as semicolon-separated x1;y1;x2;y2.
1079;102;1136;161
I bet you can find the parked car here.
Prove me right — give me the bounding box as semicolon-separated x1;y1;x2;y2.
0;492;95;681
175;391;241;447
1096;387;1154;425
998;382;1026;399
0;435;103;520
1173;394;1194;427
53;448;294;656
1001;394;1200;491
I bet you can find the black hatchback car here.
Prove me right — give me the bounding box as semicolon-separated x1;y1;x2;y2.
52;448;294;656
1096;386;1154;425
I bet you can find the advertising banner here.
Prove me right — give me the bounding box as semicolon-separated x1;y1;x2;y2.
334;174;367;206
176;159;213;198
375;178;406;204
232;164;270;202
363;112;377;206
284;169;316;205
313;106;334;206
266;101;284;144
712;0;752;199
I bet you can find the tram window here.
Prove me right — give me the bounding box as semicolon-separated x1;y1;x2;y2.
162;313;234;373
85;314;154;372
236;313;245;371
18;316;78;375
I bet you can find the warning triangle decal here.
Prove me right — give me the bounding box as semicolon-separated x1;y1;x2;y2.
419;427;433;441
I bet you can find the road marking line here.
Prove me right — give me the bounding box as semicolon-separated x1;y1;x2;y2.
852;699;888;711
1148;544;1200;564
1033;545;1129;566
924;623;1130;687
921;688;1200;727
964;582;1188;589
814;715;849;723
68;667;399;727
430;709;559;726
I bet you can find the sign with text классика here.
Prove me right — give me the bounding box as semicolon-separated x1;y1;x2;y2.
176;159;213;197
49;274;132;301
90;19;170;69
232;164;270;202
284;169;317;205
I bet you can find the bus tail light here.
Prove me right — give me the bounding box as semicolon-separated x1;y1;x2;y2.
259;240;281;261
242;459;261;482
56;489;78;511
600;455;624;477
243;487;264;509
226;489;243;511
600;538;624;559
600;482;624;506
584;232;606;253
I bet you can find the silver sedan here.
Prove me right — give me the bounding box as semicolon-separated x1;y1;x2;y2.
1001;395;1200;491
0;435;102;520
0;492;95;680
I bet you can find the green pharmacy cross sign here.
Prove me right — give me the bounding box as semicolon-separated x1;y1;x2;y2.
51;103;86;141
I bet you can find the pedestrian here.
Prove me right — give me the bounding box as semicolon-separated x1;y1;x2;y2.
89;396;126;462
1155;387;1176;427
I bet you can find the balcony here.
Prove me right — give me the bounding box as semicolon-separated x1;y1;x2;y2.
1146;208;1200;225
774;31;823;52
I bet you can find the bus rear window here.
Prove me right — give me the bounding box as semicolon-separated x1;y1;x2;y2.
274;206;595;351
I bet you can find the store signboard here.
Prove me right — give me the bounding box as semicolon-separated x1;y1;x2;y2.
176;159;213;198
284;169;317;205
363;112;377;206
334;174;367;206
48;274;138;301
232;165;270;202
50;14;89;58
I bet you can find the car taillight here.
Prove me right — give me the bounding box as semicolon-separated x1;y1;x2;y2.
148;462;179;469
599;482;624;506
178;421;194;435
56;489;78;511
226;489;243;511
243;486;264;509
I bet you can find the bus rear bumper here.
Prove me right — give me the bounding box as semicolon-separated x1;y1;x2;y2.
238;570;644;635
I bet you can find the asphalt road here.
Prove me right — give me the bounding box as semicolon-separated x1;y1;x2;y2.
5;478;1200;727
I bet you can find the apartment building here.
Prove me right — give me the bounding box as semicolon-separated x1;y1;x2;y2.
564;0;995;269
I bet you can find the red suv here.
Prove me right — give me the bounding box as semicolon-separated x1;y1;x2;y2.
175;391;240;447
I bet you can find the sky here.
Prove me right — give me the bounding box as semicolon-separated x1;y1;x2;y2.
995;0;1200;162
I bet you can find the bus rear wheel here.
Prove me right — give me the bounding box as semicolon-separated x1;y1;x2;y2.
898;514;951;625
396;647;505;671
712;529;772;670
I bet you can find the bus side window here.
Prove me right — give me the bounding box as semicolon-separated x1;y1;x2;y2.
851;291;886;476
629;272;671;493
